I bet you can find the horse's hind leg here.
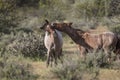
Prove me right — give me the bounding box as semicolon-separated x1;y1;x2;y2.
52;50;58;66
58;48;63;64
103;47;112;62
115;49;120;60
50;54;53;67
50;49;55;67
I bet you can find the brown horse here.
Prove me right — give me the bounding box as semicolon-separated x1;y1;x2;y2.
40;20;63;67
49;20;118;58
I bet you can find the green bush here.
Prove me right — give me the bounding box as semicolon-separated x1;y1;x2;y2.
85;52;109;68
0;0;21;34
6;32;46;60
111;60;120;70
52;51;120;80
0;50;37;80
52;54;100;80
110;24;120;34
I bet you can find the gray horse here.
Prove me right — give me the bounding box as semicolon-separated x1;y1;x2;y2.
40;20;63;67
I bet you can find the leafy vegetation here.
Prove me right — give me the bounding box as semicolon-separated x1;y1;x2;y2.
6;32;46;59
110;24;120;34
53;52;120;80
0;0;120;80
0;49;37;80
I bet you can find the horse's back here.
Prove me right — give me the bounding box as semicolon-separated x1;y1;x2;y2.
102;32;117;48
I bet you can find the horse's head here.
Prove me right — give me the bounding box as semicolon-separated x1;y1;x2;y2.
51;22;73;32
40;19;50;30
40;20;59;36
40;20;54;33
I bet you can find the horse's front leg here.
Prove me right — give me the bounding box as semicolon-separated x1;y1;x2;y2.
78;45;86;58
46;50;50;67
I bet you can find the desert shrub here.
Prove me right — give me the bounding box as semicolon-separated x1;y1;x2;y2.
52;51;120;80
108;0;120;16
80;52;118;69
52;54;100;80
0;49;37;80
110;60;120;70
0;0;21;34
85;52;109;68
110;24;120;34
4;31;46;60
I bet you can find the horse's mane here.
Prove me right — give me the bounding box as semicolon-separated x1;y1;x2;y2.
75;29;85;32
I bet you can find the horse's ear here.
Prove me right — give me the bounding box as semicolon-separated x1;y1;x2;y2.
45;19;49;24
69;22;72;26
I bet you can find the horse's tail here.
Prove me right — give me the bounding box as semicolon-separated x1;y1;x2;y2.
116;34;120;49
115;34;120;54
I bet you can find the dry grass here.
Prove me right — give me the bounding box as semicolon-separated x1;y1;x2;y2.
31;61;59;80
99;69;120;80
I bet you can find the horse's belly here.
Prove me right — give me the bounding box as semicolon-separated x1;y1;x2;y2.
86;37;102;49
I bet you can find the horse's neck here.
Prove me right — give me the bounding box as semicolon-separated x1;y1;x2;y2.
75;29;85;33
63;28;93;50
45;31;50;36
64;28;83;44
45;28;55;35
45;30;59;40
